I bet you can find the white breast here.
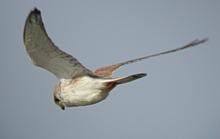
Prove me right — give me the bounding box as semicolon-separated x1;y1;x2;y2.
55;76;111;107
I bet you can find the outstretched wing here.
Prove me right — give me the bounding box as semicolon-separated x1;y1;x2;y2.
95;38;208;77
23;8;93;79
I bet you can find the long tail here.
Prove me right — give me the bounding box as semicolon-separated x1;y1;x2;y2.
113;73;147;84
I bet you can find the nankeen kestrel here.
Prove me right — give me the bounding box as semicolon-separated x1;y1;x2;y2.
23;8;207;110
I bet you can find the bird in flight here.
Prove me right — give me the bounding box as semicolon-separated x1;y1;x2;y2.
23;8;208;110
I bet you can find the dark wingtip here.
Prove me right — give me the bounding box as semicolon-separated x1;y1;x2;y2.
188;38;209;47
26;7;42;25
30;7;41;15
201;37;209;43
134;73;147;78
24;8;41;42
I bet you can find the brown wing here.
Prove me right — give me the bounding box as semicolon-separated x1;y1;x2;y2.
95;38;208;77
23;8;93;79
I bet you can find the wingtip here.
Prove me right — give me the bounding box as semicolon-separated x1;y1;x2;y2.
26;7;42;24
114;73;147;84
189;38;209;46
200;37;209;43
134;73;147;78
30;7;41;15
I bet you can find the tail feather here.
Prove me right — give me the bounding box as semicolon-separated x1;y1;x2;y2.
114;73;146;84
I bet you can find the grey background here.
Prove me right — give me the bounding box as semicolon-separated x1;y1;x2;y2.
1;0;219;139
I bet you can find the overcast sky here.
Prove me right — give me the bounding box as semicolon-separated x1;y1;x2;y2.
1;0;220;139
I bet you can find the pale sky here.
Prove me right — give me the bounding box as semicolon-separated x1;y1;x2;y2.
1;0;220;139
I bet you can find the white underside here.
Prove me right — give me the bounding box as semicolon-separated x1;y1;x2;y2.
55;76;114;107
